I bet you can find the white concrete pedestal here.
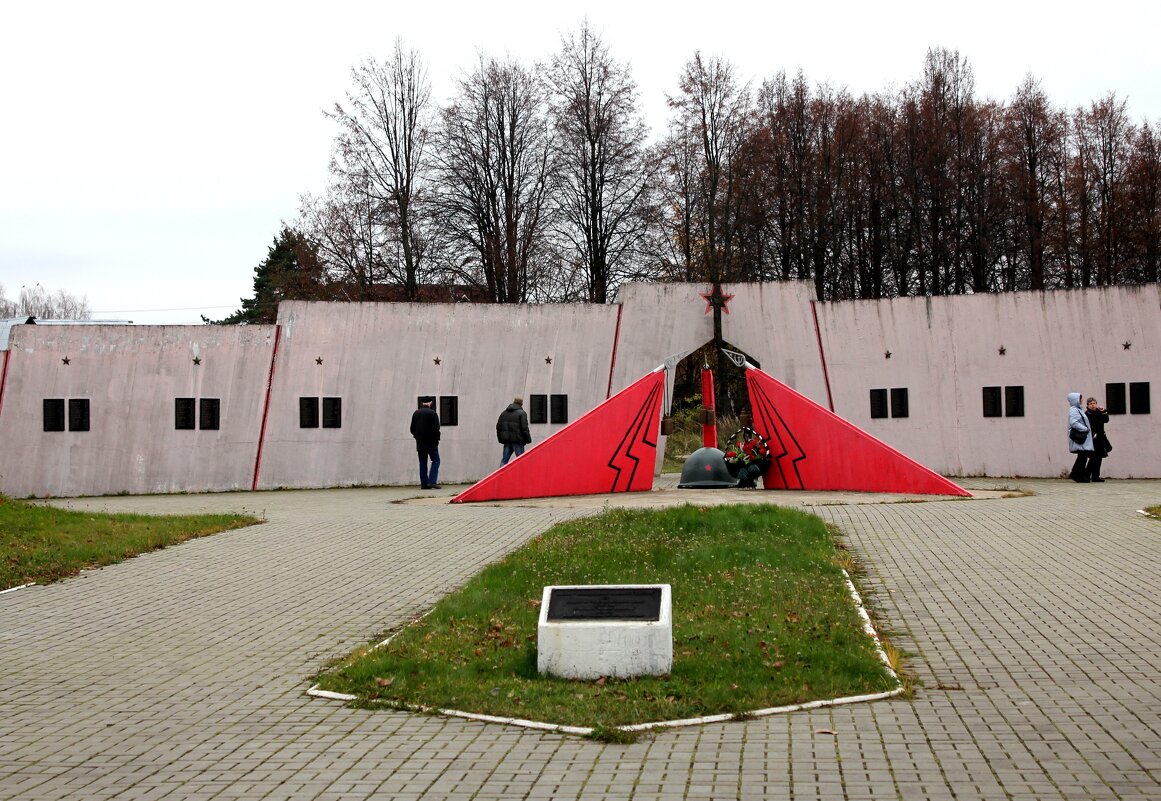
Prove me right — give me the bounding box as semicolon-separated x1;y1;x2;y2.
537;584;672;679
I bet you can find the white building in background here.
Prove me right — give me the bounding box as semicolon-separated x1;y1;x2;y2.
0;282;1156;498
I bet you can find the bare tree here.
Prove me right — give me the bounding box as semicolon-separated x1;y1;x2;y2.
433;54;554;303
755;71;816;284
1125;120;1161;283
1069;104;1100;287
652;118;704;281
325;40;435;299
0;283;15;317
3;284;91;320
545;21;652;303
1005;75;1065;289
908;48;976;295
1083;93;1132;285
959;100;1007;292
667;53;752;284
299;173;389;299
290;45;1161;307
858;92;904;298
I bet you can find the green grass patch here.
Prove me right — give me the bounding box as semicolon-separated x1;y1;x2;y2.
0;495;261;589
587;723;642;744
316;504;896;729
1145;505;1161;519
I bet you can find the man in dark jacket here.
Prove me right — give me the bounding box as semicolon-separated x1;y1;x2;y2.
410;398;441;489
1085;396;1110;482
496;397;532;465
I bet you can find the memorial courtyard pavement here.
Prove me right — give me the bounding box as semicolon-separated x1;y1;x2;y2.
1;478;1159;800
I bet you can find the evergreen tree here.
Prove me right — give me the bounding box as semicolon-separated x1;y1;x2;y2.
209;227;328;324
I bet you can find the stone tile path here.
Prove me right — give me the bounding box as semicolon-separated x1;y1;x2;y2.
1;479;1158;800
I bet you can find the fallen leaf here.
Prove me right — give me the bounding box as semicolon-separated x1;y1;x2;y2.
815;729;837;735
375;677;394;687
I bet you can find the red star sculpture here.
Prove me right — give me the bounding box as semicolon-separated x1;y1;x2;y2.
699;286;734;316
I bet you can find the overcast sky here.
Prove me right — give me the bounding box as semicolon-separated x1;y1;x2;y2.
2;0;1158;325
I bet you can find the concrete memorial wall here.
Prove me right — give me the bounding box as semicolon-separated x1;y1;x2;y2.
0;324;275;497
705;281;830;401
0;282;1156;497
256;300;621;489
808;285;1160;480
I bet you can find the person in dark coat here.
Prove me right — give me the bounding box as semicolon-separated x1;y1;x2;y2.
1067;391;1094;482
409;398;441;489
496;397;532;465
1085;396;1110;482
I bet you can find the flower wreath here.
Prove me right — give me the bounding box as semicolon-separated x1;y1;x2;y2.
722;426;771;467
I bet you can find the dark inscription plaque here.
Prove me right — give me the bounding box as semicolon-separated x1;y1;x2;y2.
546;587;662;622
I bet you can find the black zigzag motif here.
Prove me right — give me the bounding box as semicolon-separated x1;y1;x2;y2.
748;378;808;490
606;381;663;492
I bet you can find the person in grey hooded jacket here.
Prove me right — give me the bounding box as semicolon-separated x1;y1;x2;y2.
1067;391;1095;482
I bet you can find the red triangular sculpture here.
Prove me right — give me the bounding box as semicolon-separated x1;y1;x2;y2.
451;369;665;503
745;366;970;496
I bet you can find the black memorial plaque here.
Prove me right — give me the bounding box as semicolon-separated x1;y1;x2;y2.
546;587;662;622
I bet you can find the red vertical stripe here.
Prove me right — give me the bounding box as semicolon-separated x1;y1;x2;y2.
605;303;623;399
251;325;281;491
0;349;10;421
810;301;835;412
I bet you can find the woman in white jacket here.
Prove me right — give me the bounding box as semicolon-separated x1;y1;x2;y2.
1067;392;1095;482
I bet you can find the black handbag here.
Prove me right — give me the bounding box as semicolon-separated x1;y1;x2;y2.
1069;428;1088;445
1097;433;1112;454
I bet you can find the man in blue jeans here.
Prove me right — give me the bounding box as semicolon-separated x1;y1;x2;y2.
496;396;532;465
409;398;441;489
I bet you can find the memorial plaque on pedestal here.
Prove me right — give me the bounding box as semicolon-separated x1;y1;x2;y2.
545;586;662;621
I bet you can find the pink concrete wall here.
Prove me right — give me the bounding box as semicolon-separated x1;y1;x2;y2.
811;286;1160;479
0;324;275;496
0;284;1156;497
720;281;829;402
609;283;716;394
255;301;620;489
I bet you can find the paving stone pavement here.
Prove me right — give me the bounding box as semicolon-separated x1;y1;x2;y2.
1;478;1159;800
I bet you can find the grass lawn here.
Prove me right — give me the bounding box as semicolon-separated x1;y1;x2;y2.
0;495;261;589
316;504;897;730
